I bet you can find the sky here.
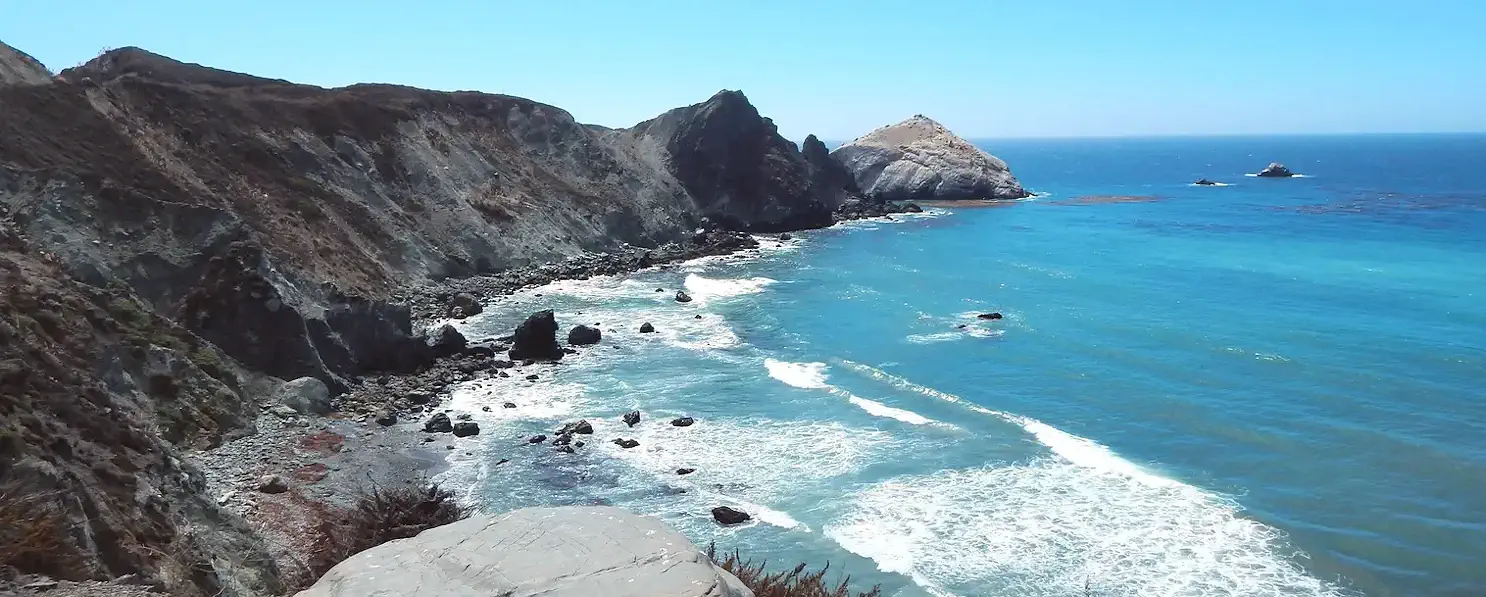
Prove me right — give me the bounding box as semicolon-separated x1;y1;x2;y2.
4;0;1484;140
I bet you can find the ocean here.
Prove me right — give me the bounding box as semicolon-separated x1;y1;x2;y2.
437;134;1486;597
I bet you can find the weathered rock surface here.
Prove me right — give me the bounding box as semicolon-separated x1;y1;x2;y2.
623;410;641;427
711;506;751;525
451;421;480;437
831;115;1028;201
277;377;332;415
422;413;453;433
0;40;50;86
295;506;752;597
1257;162;1296;178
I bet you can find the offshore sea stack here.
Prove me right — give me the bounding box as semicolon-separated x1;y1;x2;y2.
832;115;1028;201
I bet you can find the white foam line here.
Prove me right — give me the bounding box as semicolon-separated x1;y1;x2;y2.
766;359;941;426
836;360;1178;486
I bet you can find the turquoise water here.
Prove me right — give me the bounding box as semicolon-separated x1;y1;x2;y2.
439;135;1486;597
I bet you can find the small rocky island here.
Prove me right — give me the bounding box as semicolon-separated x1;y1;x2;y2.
1256;162;1297;177
830;115;1029;201
1194;178;1219;186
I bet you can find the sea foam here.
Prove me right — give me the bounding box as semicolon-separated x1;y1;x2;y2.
766;359;940;426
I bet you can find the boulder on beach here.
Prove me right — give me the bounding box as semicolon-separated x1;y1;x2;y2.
423;413;453;433
623;410;641;427
425;324;468;358
675;291;693;303
1256;162;1296;178
449;292;482;318
831;115;1028;201
276;377;332;415
711;506;751;525
292;506;752;597
374;410;397;426
568;325;602;346
509;310;564;361
257;474;289;494
452;422;480;437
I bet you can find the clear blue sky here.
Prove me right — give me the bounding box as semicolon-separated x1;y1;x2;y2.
5;0;1484;140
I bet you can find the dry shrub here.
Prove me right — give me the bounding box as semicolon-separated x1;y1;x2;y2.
301;483;468;583
709;544;882;597
0;473;84;578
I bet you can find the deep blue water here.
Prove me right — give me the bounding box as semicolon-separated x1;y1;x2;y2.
439;135;1486;597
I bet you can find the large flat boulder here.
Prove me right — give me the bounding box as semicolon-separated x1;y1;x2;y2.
294;506;753;597
831;115;1028;201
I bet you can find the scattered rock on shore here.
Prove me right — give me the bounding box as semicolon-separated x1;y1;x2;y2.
277;377;332;415
677;468;696;475
613;438;640;449
977;312;1003;320
256;474;289;494
558;420;594;435
675;291;693;303
640;322;655;333
528;434;547;444
450;293;483;318
374;410;397;426
502;402;517;409
426;324;468;358
423;413;453;433
1194;178;1218;186
623;410;641;427
671;417;695;427
452;422;480;437
711;506;751;525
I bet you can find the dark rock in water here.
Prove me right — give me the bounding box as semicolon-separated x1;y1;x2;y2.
495;458;510;466
677;468;696;475
456;413;472;421
502;402;517;409
490;359;515;369
452;422;480;437
528;434;547;444
464;343;497;358
977;312;1004;320
671;417;695;427
623;410;641;427
561;347;578;355
481;406;492;412
556;445;576;454
574;441;585;448
1256;162;1295;178
449;292;482;318
406;390;432;404
694;314;702;319
779;233;793;241
508;310;564;361
552;434;573;447
639;322;656;333
956;324;967;329
832;115;1028;201
421;437;436;443
711;506;751;525
497;371;510;378
903;202;924;213
557;420;594;435
374;410;397;426
568;324;602;346
423;413;453;433
425;324;467;359
655;288;665;292
675;291;693;303
1194;178;1218;186
525;374;539;381
613;438;640;449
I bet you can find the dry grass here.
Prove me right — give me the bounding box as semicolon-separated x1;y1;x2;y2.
0;474;84;578
295;483;469;588
709;544;881;597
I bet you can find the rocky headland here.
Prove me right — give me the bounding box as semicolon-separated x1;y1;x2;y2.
831;115;1028;202
0;38;994;596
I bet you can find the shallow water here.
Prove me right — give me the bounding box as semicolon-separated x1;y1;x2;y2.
437;135;1486;597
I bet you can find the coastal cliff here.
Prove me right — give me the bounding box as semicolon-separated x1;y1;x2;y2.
831;115;1028;201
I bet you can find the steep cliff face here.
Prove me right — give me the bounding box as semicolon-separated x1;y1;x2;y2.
0;48;855;389
627;90;850;231
0;40;50;86
0;220;279;596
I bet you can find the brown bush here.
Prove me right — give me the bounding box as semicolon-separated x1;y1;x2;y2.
298;483;468;586
709;544;882;597
0;473;84;578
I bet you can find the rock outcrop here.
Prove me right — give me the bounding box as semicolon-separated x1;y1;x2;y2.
294;506;753;597
1257;162;1296;178
509;310;562;361
627;90;854;231
0;40;49;86
831;115;1028;201
567;324;601;346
